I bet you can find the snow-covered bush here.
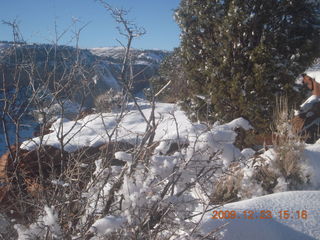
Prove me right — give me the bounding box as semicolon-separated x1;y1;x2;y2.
5;98;320;239
14;206;62;240
75;117;252;239
229;97;310;199
10;103;255;239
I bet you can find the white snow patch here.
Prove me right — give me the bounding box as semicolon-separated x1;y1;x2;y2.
14;206;62;239
114;151;133;163
89;215;126;236
241;148;256;160
305;70;320;84
299;95;320;113
21;102;193;152
199;191;320;240
303;144;320;188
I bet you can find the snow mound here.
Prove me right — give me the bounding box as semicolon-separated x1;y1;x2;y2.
89;215;126;236
304;144;320;189
20;101;252;170
200;191;320;240
21;102;193;152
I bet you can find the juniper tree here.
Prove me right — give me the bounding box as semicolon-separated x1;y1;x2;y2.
176;0;320;130
150;48;189;102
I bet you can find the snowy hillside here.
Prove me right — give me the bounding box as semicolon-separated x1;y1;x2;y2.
0;43;168;96
0;42;11;53
0;43;169;155
90;47;168;65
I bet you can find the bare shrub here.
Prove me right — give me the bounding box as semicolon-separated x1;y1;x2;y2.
211;163;243;204
210;97;309;202
94;89;123;112
0;6;230;240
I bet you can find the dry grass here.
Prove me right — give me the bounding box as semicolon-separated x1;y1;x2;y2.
211;96;309;203
272;96;307;188
211;163;243;204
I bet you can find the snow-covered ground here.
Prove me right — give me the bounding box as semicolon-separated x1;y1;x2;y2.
21;102;195;152
200;191;320;240
21;101;251;169
15;100;320;239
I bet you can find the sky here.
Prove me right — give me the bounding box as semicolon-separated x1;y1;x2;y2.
0;0;181;50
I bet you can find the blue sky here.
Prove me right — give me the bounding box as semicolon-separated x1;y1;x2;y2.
0;0;181;50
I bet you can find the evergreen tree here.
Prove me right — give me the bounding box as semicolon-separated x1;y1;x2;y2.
151;48;189;102
176;0;320;130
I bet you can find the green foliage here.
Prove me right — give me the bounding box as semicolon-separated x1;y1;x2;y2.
151;48;190;103
176;0;320;130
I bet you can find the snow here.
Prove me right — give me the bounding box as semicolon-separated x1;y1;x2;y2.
90;47;125;57
138;52;163;63
303;143;320;189
80;158;115;224
21;102;194;153
241;148;256;160
114;151;133;163
221;117;253;131
299;95;320;114
14;206;62;239
33;99;84;123
199;191;320;240
21;101;254;174
89;47;167;65
134;60;152;65
42;206;62;238
7;100;320;239
306;70;320;84
89;215;126;236
93;62;121;90
51;179;70;187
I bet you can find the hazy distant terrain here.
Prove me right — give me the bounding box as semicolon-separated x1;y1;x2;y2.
0;42;169;154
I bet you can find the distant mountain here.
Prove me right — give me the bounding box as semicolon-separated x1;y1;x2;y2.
90;47;168;64
0;43;169;154
89;47;170;94
0;43;169;106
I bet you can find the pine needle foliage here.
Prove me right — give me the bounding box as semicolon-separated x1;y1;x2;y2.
176;0;320;130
